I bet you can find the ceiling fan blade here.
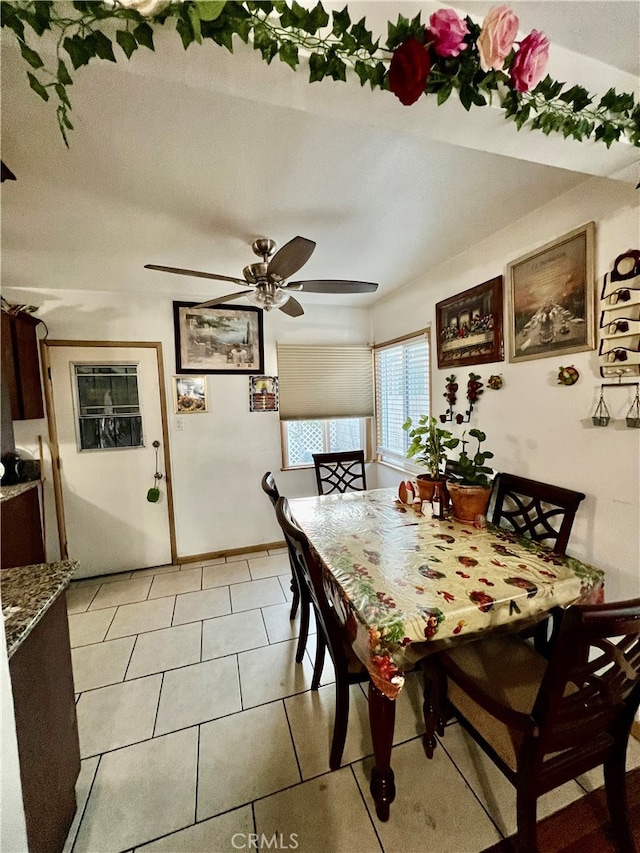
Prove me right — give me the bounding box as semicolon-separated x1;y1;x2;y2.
192;291;253;309
279;296;304;317
267;236;316;281
288;280;379;294
144;264;247;286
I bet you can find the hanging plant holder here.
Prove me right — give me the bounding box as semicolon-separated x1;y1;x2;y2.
626;387;640;429
591;390;610;427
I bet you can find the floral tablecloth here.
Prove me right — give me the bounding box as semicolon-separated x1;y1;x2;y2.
289;488;605;699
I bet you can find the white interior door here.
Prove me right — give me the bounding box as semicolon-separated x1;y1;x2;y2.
45;343;174;578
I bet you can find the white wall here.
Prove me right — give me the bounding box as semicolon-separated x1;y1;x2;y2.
373;176;640;602
7;290;372;561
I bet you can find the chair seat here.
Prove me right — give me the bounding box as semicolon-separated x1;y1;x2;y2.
442;636;547;770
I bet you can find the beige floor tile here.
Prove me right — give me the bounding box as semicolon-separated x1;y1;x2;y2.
74;727;197;853
230;577;286;612
238;639;315;708
172;586;231;625
135;806;253;852
438;722;585;838
227;551;268;562
255;767;382;853
248;552;291;580
63;756;99;853
576;730;640;792
66;585;100;614
132;565;181;579
76;675;162;758
304;633;334;686
353;737;502;853
72;636;135;692
261;601;314;644
126;623;201;680
155;656;241;736
285;684;372;779
278;574;294;602
197;703;299;819
148;567;202;599
68;607;116;647
89;577;152;610
105;597;175;640
202;609;269;660
202;561;251;588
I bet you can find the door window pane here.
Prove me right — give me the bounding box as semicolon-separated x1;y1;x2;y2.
74;364;143;451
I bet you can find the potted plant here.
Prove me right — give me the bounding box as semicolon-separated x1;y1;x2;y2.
446;428;495;523
403;416;459;501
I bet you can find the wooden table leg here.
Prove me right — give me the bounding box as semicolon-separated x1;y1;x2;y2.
368;681;396;822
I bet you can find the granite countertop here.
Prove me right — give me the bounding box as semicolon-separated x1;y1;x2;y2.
2;561;77;658
0;481;40;503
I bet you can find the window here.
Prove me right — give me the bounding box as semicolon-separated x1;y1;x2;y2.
281;418;366;468
374;331;430;468
73;364;143;451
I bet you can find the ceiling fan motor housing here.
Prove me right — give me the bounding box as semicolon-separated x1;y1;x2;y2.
251;237;277;261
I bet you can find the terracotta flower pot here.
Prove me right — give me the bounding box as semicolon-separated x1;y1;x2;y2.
447;482;491;524
415;475;447;503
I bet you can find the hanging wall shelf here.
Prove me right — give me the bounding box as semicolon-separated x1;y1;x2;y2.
590;381;640;429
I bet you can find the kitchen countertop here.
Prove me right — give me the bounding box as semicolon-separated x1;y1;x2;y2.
2;561;77;658
0;480;40;503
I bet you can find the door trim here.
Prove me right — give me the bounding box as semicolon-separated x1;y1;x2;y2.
40;340;178;567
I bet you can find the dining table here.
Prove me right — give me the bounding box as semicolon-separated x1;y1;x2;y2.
288;486;605;821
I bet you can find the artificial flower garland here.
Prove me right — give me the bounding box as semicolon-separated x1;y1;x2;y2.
2;0;638;148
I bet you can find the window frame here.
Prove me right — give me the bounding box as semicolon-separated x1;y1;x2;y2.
373;329;431;473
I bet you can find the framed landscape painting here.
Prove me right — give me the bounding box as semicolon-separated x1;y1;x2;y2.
436;276;504;369
173;302;264;375
507;222;596;362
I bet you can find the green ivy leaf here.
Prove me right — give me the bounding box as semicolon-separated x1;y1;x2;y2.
326;51;346;81
93;31;116;62
332;7;350;37
63;35;94;70
459;83;474;111
19;41;43;69
195;1;227;21
27;71;49;101
278;40;299;70
188;4;203;44
116;30;138;60
309;52;326;83
351;18;377;54
353;59;370;86
54;82;71;108
307;2;329;34
176;17;195;49
133;22;155;50
369;61;386;90
1;4;26;41
437;82;452;106
57;59;73;86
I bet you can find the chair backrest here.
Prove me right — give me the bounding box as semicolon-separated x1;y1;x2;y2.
490;472;585;554
532;598;640;757
275;496;350;669
261;471;280;508
312;450;366;495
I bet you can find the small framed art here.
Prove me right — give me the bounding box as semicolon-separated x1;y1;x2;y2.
249;375;278;412
173;375;207;413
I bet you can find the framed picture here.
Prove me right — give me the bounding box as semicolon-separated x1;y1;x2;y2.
249;375;279;412
173;302;264;374
435;276;504;369
507;222;596;363
173;375;207;413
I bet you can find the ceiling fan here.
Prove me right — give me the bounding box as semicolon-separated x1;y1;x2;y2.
144;236;378;317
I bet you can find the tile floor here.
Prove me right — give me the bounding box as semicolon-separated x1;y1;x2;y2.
63;550;640;853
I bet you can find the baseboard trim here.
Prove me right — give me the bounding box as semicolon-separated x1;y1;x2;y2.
178;541;286;564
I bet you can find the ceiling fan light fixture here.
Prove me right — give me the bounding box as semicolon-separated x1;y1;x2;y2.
247;283;291;311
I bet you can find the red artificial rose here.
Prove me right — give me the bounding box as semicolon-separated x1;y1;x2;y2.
388;37;432;106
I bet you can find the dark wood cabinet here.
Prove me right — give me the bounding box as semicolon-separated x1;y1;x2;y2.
1;486;46;570
1;311;44;420
9;593;81;853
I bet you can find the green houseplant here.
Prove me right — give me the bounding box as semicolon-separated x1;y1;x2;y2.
446;428;495;523
403;415;459;501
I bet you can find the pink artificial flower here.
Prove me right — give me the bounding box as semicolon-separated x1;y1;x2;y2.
477;5;519;72
510;29;550;92
428;8;469;58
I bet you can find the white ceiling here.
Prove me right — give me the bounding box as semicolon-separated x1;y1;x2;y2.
1;2;638;311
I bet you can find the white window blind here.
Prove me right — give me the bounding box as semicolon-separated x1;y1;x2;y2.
277;344;374;421
375;332;430;467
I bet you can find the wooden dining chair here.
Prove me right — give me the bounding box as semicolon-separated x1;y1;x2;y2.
275;495;369;770
260;472;309;663
490;473;585;556
312;450;367;495
422;598;640;853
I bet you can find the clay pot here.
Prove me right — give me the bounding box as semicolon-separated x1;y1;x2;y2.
447;482;491;524
415;475;447;503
